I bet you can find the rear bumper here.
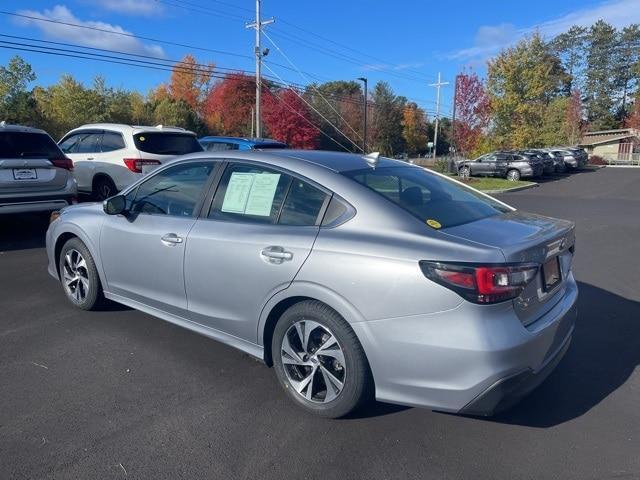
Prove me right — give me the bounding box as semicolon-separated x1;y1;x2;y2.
352;273;578;415
0;193;75;214
459;325;572;416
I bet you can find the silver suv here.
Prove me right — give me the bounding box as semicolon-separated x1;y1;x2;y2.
0;123;77;215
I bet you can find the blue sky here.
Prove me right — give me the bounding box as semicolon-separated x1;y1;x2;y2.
2;0;640;118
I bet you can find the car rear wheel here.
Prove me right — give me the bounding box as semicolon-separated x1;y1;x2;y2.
506;169;521;181
93;176;117;201
272;300;372;418
59;238;104;310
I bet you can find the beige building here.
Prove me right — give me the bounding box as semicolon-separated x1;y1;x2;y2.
579;128;640;163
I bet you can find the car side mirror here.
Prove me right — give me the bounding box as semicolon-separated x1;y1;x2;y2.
103;194;127;215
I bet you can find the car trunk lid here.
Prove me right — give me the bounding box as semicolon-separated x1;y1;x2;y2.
0;157;69;194
441;211;575;326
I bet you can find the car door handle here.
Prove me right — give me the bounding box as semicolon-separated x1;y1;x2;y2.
261;246;293;263
161;233;183;246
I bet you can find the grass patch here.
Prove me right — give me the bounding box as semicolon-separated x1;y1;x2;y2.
454;176;536;191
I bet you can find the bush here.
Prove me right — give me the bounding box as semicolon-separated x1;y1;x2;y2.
433;157;450;173
588;155;607;165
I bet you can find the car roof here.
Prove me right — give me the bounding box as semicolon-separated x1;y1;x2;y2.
0;122;49;135
67;123;196;135
199;136;286;145
180;149;407;173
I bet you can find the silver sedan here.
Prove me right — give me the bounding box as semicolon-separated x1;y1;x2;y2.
46;150;578;418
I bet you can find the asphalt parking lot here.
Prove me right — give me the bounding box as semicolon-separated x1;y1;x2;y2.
1;167;639;480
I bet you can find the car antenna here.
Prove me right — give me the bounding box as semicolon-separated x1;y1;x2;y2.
363;151;380;167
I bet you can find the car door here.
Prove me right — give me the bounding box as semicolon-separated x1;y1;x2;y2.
184;161;329;342
59;130;102;192
471;154;491;175
100;161;216;315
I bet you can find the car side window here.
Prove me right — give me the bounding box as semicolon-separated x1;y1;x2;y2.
59;134;83;154
209;163;291;224
75;133;102;154
279;178;328;226
130;162;214;217
205;142;239;151
101;131;126;152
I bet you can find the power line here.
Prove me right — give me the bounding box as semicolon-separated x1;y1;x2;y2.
262;29;364;143
262;62;363;152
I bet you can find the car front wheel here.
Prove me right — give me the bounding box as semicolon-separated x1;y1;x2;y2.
459;166;471;178
272;300;372;418
59;237;104;310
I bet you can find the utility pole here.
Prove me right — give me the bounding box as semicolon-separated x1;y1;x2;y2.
246;0;274;139
451;73;460;155
357;77;368;152
429;72;449;160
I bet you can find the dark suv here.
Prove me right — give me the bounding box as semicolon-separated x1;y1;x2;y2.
458;151;544;181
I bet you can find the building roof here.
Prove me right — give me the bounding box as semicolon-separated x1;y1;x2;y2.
579;128;639;146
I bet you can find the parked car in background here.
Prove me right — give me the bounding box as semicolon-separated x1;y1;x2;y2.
46;150;577;418
458;151;543;181
199;136;289;152
59;124;203;200
0;122;76;214
528;150;557;174
538;149;566;173
549;147;587;170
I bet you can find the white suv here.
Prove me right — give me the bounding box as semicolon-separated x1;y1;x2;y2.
58;124;203;199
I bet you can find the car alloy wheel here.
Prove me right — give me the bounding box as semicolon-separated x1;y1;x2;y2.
460;167;470;179
62;248;90;303
280;319;346;403
507;169;520;181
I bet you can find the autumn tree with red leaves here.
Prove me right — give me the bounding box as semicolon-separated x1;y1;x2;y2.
202;72;256;136
625;95;640;130
263;88;320;149
453;72;490;156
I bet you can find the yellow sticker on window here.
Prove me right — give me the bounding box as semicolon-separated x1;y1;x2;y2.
139;136;145;141
426;219;442;229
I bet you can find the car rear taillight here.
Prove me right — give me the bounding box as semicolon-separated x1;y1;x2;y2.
420;261;539;304
123;158;161;173
50;157;73;171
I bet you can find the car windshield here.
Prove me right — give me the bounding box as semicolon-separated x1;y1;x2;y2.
133;132;203;155
343;166;511;229
0;132;63;159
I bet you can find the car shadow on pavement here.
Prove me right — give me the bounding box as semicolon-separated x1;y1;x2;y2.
0;213;49;251
487;281;639;428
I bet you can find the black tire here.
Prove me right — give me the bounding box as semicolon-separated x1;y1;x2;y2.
58;237;104;311
272;300;373;418
459;166;471;178
506;169;521;181
93;176;118;201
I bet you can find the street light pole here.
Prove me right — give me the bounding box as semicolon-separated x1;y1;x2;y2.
246;0;274;139
357;77;368;152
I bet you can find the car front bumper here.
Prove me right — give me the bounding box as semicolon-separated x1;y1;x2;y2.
351;272;578;415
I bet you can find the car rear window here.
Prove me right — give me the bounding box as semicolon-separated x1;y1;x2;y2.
0;132;63;159
133;132;203;155
343;166;511;229
253;142;289;149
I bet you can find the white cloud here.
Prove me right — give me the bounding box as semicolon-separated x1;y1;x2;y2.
449;0;640;60
93;0;163;17
15;5;165;57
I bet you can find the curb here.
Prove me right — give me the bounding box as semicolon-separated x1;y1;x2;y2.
482;183;539;194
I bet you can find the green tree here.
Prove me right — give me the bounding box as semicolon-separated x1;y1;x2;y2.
370;81;405;156
487;33;567;147
613;24;640;120
305;80;363;152
0;56;37;124
584;21;619;130
550;25;588;94
151;97;206;135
